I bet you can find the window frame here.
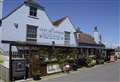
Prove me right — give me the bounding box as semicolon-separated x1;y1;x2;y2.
29;6;38;17
64;31;71;45
64;31;71;41
26;25;38;42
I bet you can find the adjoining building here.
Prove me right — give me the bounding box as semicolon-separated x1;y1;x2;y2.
75;27;105;64
115;47;120;59
0;0;106;81
105;48;118;62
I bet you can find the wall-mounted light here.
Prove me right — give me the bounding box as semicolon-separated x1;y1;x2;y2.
14;23;18;29
0;20;2;26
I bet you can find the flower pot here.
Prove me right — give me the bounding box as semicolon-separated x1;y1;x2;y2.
32;75;41;80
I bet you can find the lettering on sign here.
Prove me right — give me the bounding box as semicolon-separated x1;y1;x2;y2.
39;28;64;40
47;64;61;74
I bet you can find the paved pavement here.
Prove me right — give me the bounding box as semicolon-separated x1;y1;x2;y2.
38;60;120;82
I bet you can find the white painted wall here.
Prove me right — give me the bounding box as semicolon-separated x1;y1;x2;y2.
0;3;77;53
0;0;4;53
94;31;100;44
1;5;27;52
56;17;77;46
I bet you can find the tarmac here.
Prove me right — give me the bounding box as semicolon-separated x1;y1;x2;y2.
15;63;108;82
1;60;119;82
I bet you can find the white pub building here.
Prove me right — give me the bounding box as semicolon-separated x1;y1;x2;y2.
0;0;78;80
0;0;105;81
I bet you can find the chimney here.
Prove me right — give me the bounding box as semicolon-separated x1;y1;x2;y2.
94;26;98;32
93;26;100;44
0;0;4;20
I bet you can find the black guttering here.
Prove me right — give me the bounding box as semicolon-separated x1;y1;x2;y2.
79;43;105;47
1;40;104;49
1;40;77;48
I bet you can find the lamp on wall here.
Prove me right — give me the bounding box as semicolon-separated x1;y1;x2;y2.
14;23;18;29
52;41;55;49
0;20;2;26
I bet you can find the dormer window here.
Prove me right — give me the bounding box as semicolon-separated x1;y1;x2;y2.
29;6;37;17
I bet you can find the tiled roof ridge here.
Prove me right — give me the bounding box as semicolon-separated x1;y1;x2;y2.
52;16;68;26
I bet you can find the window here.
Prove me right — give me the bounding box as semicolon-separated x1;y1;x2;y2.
26;25;37;42
29;6;37;17
65;31;70;40
64;31;70;45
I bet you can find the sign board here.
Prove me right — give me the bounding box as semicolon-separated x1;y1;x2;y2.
47;64;61;74
39;28;64;40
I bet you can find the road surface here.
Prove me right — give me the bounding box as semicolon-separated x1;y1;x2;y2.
41;60;120;82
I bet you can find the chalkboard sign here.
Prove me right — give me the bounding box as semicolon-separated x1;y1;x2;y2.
12;58;26;80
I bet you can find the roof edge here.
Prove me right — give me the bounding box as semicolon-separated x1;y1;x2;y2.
2;1;45;20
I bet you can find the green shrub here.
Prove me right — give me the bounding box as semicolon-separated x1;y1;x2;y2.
0;54;3;63
32;69;41;80
32;69;41;76
85;57;93;67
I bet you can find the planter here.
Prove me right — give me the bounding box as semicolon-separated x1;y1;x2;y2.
32;74;41;80
32;70;41;80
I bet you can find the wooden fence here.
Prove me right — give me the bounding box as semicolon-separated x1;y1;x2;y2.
0;64;9;82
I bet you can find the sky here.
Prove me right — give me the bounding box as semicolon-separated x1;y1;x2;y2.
2;0;120;47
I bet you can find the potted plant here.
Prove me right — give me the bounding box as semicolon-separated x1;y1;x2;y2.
32;70;41;80
85;56;93;67
0;53;3;64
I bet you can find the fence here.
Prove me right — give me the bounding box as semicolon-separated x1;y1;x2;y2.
0;64;9;82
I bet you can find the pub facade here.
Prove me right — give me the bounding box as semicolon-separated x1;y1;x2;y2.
0;0;105;81
0;0;78;80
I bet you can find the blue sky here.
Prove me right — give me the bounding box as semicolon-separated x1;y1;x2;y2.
2;0;120;47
